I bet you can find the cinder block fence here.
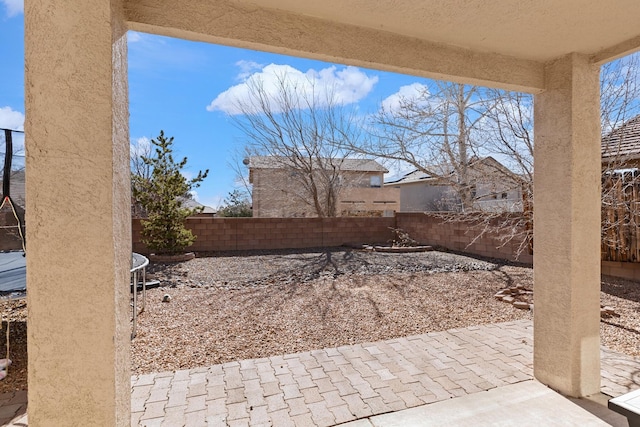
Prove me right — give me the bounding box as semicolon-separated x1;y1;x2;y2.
132;216;397;253
132;213;532;263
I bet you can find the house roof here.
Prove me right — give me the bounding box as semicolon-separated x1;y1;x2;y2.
385;169;438;185
249;156;388;173
386;156;520;185
179;197;216;215
602;115;640;161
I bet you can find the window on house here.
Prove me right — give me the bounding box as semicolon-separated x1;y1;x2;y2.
370;176;381;188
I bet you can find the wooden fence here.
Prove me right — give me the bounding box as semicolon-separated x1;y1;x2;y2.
602;173;640;262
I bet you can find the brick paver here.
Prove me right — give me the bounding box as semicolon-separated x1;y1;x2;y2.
3;319;640;426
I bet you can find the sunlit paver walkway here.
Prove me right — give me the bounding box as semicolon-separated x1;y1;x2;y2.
2;319;639;426
131;321;533;426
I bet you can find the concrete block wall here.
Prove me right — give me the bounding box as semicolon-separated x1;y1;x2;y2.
132;214;640;281
601;261;640;281
132;217;396;254
395;213;534;264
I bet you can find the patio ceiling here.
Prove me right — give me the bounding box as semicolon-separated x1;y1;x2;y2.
248;0;640;63
125;0;640;92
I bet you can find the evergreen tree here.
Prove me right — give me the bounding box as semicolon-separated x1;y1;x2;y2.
132;131;208;254
217;190;252;217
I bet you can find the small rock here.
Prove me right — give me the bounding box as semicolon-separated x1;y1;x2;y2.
502;296;515;303
600;306;620;318
513;301;529;309
494;292;505;300
162;294;172;303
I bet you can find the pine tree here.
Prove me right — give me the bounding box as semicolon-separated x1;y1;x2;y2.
132;131;208;254
217;190;253;217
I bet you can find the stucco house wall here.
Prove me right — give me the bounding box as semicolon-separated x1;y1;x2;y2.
250;158;399;217
387;157;524;213
387;181;453;212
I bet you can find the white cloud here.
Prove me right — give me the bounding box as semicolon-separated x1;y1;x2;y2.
380;83;429;114
1;0;22;17
130;136;151;158
235;60;263;81
127;31;143;43
0;106;24;131
207;64;378;115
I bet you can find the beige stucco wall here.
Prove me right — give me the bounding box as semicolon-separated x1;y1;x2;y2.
386;181;452;212
251;168;395;217
25;0;131;425
339;187;400;216
390;180;523;213
533;53;602;397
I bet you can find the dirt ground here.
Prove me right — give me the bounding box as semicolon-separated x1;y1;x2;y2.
1;248;639;393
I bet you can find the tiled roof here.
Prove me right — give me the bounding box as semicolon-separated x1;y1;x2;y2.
602;115;640;161
249;156;388;173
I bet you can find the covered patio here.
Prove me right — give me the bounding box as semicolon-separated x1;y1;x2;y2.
2;320;638;425
22;0;640;425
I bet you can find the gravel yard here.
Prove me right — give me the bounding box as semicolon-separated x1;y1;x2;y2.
1;248;639;393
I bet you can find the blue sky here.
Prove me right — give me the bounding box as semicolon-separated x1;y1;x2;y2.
0;1;431;208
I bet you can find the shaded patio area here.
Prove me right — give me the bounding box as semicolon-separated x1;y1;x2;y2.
1;319;638;426
21;0;640;422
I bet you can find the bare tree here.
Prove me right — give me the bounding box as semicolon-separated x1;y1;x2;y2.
601;53;640;135
467;53;640;258
599;54;640;258
343;81;508;211
228;146;253;202
230;71;363;217
130;137;154;217
341;53;640;259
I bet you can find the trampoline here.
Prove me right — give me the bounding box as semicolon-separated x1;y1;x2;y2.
0;251;25;294
0;251;150;336
131;252;149;338
1;128;27;297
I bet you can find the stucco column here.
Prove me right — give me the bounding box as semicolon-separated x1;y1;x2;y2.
533;53;601;397
25;0;130;425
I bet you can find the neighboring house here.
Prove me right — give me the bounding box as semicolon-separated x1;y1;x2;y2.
248;156;400;217
179;197;216;217
601;115;640;168
386;156;524;213
131;195;215;218
600;116;640;262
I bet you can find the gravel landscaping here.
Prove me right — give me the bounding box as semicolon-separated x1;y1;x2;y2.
1;248;640;393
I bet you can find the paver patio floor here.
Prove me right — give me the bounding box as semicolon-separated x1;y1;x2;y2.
2;319;639;426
